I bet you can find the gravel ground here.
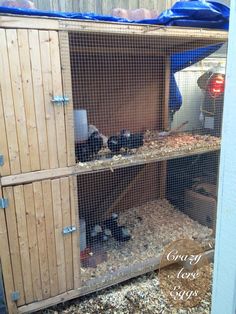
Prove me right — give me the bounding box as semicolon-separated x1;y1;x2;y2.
40;267;212;314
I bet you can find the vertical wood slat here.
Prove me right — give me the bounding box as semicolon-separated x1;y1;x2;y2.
49;31;68;168
39;31;59;169
13;186;34;304
42;181;59;297
0;188;17;313
59;0;73;12
0;72;10;176
102;0;113;15
52;179;67;294
52;0;59;11
29;30;50;171
6;29;31;174
24;184;43;301
0;29;21;175
59;31;76;167
17;29;41;172
70;176;81;288
4;187;25;306
61;177;73;291
159;56;171;199
33;182;50;299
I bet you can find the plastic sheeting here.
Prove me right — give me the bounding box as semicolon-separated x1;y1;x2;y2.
0;1;229;109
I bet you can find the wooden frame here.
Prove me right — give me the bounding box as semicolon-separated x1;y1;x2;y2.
0;13;228;314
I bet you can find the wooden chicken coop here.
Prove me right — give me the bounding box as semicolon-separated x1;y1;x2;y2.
0;14;228;313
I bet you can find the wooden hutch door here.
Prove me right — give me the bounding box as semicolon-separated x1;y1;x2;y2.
0;176;80;308
0;28;75;177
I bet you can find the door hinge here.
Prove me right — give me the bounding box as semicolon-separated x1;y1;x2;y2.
0;199;8;209
62;225;77;235
11;291;20;302
0;155;4;167
51;96;69;106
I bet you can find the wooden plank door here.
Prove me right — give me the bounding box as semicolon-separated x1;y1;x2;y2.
0;28;75;177
1;176;80;309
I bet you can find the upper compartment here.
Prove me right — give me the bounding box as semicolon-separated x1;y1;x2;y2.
0;15;228;179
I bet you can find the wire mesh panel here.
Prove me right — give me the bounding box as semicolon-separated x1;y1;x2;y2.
59;20;227;303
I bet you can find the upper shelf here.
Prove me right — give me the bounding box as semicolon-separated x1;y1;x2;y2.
0;133;220;187
0;15;228;54
74;133;220;174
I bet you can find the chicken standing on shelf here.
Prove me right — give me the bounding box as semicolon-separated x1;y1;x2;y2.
75;128;103;162
75;142;91;162
88;131;103;155
107;135;123;153
108;130;144;154
120;129;144;150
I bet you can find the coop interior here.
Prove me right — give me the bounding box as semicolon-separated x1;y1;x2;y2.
68;29;225;286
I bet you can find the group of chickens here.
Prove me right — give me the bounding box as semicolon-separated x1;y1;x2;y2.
87;213;131;246
75;125;144;162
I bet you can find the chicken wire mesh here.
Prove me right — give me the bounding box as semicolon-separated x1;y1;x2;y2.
59;20;226;293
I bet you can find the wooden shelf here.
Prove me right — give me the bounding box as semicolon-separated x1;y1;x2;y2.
74;144;220;174
0;143;220;187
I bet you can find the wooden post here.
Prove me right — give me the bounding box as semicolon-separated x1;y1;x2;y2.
159;56;170;199
211;2;236;313
0;187;18;313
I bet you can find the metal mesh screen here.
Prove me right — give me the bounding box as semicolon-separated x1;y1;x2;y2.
60;20;227;298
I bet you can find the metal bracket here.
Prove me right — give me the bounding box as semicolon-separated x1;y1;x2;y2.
62;225;77;235
0;199;8;209
51;96;69;106
11;291;20;302
0;155;3;167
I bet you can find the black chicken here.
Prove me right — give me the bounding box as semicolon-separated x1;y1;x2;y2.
108;130;144;154
75;142;92;162
120;129;144;150
107;135;123;153
104;213;131;242
88;131;103;155
75;131;103;162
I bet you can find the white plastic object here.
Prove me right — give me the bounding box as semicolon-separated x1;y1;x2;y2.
199;111;204;122
79;219;87;251
74;109;89;142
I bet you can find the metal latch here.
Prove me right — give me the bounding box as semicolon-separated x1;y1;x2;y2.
0;199;8;209
62;225;77;235
0;155;3;167
51;96;69;106
11;291;20;302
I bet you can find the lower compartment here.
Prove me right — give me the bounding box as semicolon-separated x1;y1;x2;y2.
1;154;217;313
17;194;214;313
80;199;213;285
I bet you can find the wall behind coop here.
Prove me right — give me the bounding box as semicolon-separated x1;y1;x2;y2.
28;0;176;14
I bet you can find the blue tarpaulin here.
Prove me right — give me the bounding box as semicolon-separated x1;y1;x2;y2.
0;0;229;110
